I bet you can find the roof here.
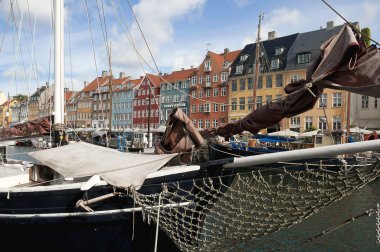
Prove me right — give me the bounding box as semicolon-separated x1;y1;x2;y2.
160;68;196;83
65;91;77;101
82;76;110;92
195;49;241;75
231;33;299;76
145;73;161;88
30;86;47;98
286;24;349;70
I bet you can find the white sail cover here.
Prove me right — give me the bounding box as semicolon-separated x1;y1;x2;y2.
28;142;178;188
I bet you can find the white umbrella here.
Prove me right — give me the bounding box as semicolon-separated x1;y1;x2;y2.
346;127;373;134
299;130;319;137
267;129;299;137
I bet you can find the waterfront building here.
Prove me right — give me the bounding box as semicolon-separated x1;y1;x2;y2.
285;21;358;142
189;48;241;129
65;89;78;128
28;86;47;120
133;73;161;130
112;77;140;131
228;32;298;134
350;94;380;130
160;68;195;123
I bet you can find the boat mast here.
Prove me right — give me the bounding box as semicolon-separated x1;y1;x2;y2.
108;42;113;147
147;80;151;148
252;13;262;111
54;0;64;124
346;92;351;142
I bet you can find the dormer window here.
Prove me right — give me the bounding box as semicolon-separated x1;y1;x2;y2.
275;47;284;55
297;52;311;64
270;58;279;69
240;55;249;61
223;61;229;68
235;65;244;74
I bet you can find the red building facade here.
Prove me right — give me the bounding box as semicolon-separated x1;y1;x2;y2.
189;48;241;129
133;74;161;129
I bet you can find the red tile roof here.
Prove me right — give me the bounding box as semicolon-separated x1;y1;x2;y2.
159;68;197;83
82;76;110;92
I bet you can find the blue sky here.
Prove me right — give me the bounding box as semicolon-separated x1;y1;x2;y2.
0;0;379;97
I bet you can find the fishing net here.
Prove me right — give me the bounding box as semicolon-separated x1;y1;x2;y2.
129;158;380;252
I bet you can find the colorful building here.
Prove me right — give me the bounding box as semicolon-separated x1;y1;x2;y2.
28;86;47;120
189;48;241;129
133;73;161;130
285;21;355;142
160;68;195;123
112;77;140;130
228;32;299;134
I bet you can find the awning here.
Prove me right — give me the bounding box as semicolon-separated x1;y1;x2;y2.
28;142;178;189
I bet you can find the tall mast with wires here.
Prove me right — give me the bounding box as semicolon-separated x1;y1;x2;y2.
252;13;263;111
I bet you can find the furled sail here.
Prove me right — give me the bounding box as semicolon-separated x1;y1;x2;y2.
0;117;52;140
202;24;380;138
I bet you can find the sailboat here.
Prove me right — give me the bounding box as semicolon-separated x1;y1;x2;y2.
0;1;380;252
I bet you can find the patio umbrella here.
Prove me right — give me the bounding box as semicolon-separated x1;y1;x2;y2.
268;129;299;137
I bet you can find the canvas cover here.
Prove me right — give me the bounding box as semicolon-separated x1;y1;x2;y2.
28;141;178;189
1;117;51;140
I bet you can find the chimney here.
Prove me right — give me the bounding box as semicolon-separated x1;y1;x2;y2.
102;70;108;77
64;87;69;92
84;81;89;88
119;72;126;79
181;68;184;71
268;31;277;40
326;21;334;29
224;48;230;55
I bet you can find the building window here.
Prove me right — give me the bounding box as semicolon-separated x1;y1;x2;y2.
333;116;342;130
221;87;227;96
199;76;204;84
206;89;211;97
198;104;204;112
290;74;300;83
270;58;279;69
318;93;327;108
213;74;219;82
239;79;245;91
204;103;210;112
240;54;248;61
205;119;210;128
213;119;218;128
239;97;245;110
247;78;253;90
332;93;342;107
236;65;243;74
319;116;327;132
221;72;228;82
290;116;300;131
297;52;311;64
213;103;219;112
191;76;197;86
192;119;197;126
191;90;196;98
191;105;196;113
213;88;219;97
204;61;211;71
198;120;203;129
231;98;237;111
248;97;253;110
221;103;226;112
231;80;237;91
276;94;282;102
198;90;203;98
266;75;272;88
258;76;262;89
305;116;313;130
275;74;283;87
362;95;369;108
275;47;284;55
257;96;262;108
206;75;211;85
266;95;272;105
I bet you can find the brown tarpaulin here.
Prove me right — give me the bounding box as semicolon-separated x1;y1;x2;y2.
1;117;52;140
154;108;204;163
201;24;380;139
